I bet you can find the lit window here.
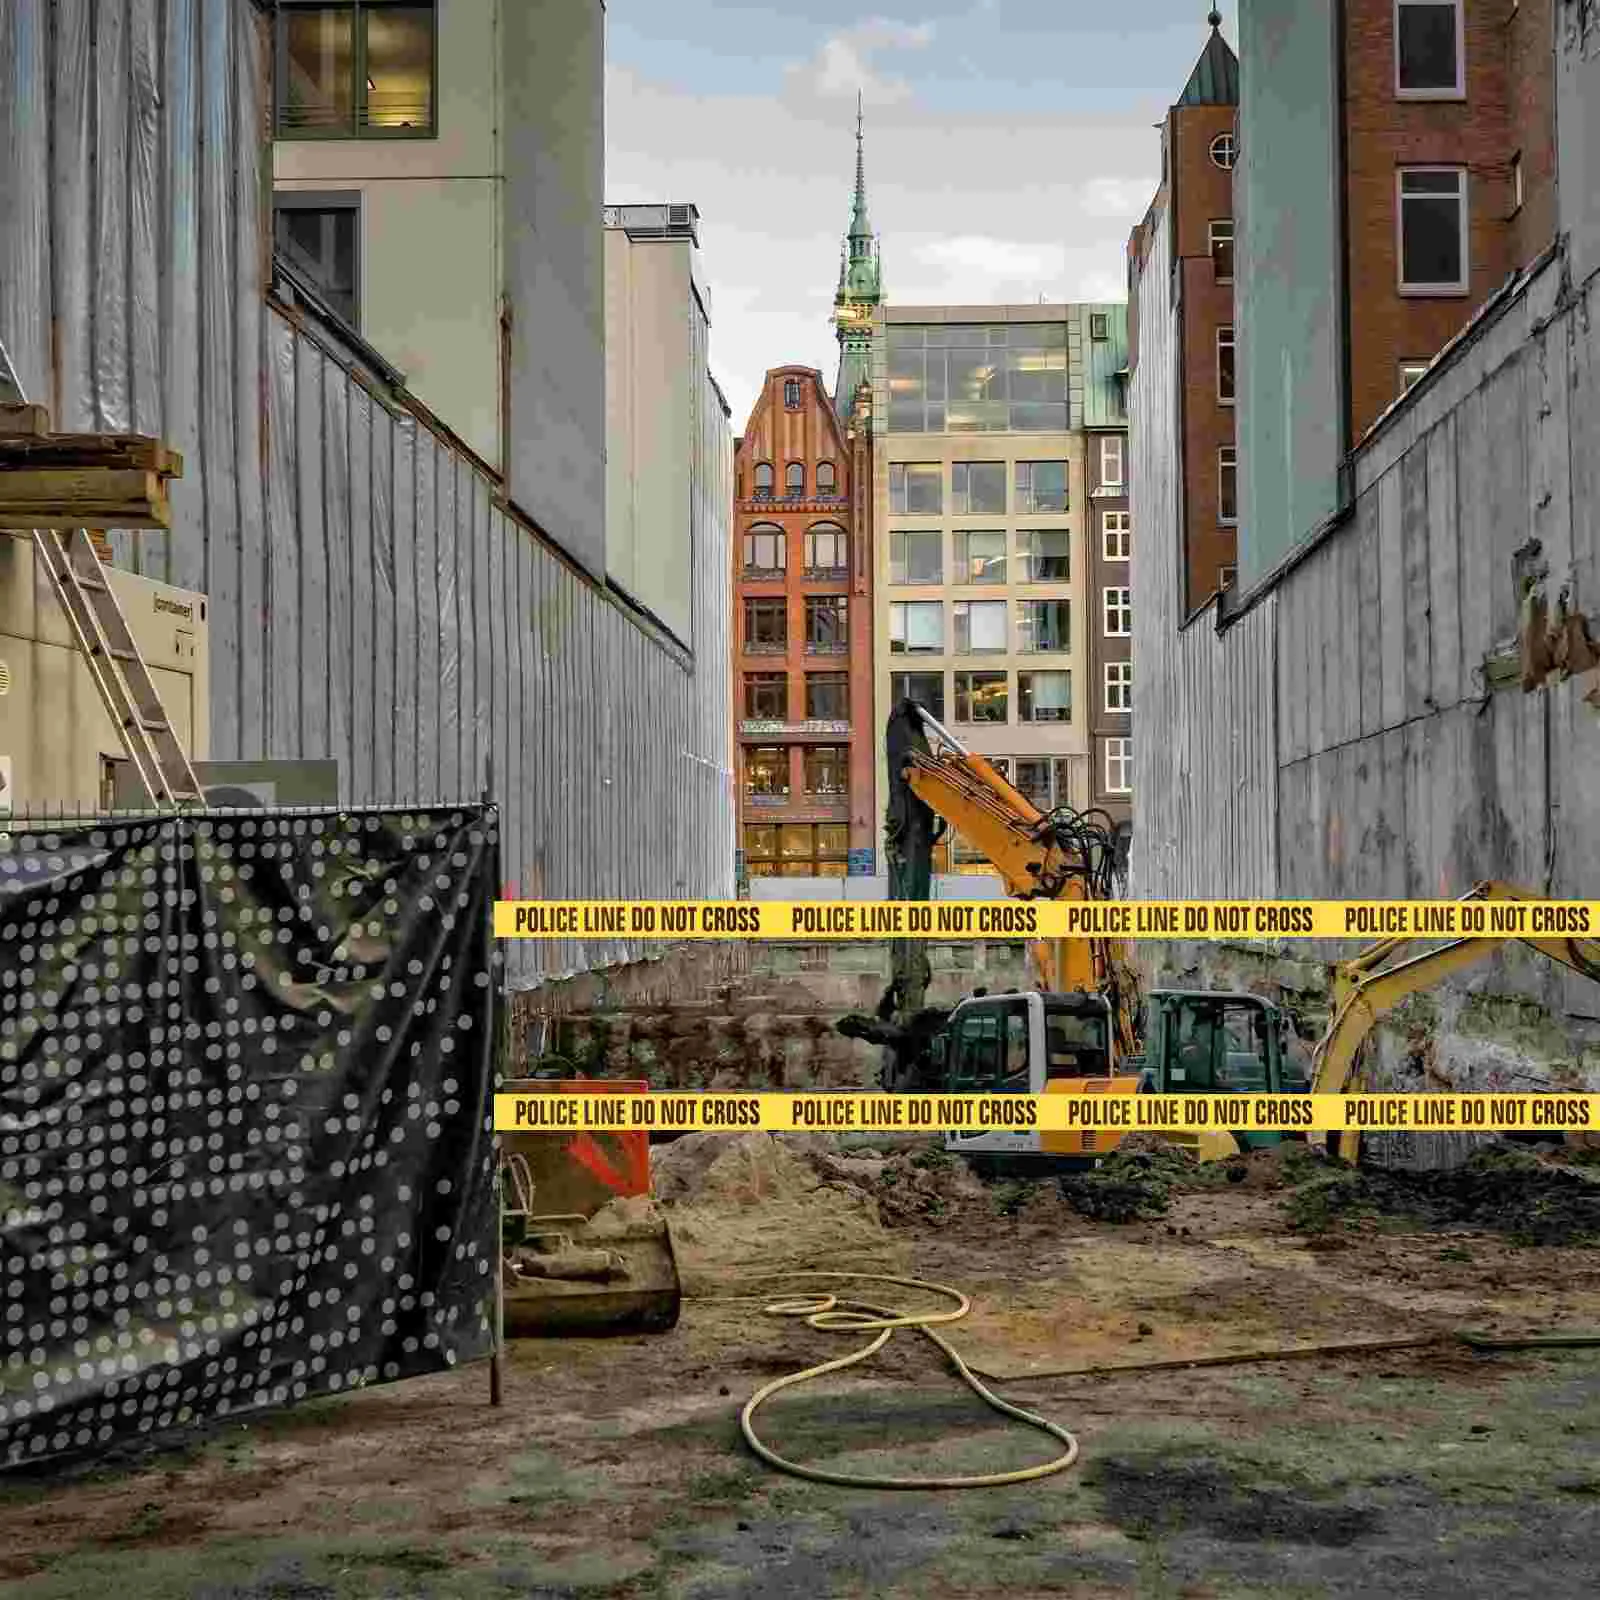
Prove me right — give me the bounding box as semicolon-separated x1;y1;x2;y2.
785;462;805;497
1394;1;1463;98
1511;152;1524;214
1104;661;1132;713
889;462;943;514
1102;511;1131;562
1218;447;1237;524
1018;671;1071;723
1209;219;1234;283
1399;361;1430;393
274;197;359;325
1217;326;1235;405
891;601;944;654
804;747;848;798
1398;168;1468;293
1105;737;1132;795
955;671;1008;723
953;600;1008;655
275;2;437;138
890;530;943;585
745;746;789;797
1209;132;1236;170
1099;436;1124;490
784;378;802;409
1103;587;1132;637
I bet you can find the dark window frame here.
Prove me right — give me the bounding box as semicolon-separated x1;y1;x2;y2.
273;190;362;328
274;1;439;142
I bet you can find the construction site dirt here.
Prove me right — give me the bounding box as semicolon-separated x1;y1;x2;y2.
4;1133;1600;1599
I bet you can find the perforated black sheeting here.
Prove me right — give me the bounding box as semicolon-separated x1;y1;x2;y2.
0;806;502;1471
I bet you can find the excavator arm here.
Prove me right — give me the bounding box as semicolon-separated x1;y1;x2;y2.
1312;881;1600;1161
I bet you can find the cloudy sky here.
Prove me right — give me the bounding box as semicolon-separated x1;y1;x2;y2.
605;0;1231;427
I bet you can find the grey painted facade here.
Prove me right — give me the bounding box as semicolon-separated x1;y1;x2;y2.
1234;0;1347;587
0;0;735;988
1558;1;1600;287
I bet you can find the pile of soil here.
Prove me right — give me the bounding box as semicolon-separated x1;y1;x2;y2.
1057;1132;1236;1223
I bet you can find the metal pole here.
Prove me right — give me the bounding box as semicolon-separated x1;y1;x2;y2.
490;1161;505;1407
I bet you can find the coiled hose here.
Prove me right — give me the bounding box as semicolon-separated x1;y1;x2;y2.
736;1272;1080;1490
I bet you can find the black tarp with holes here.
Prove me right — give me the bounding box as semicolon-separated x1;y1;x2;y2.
0;807;501;1470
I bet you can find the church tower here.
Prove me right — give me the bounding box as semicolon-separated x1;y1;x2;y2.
831;95;882;412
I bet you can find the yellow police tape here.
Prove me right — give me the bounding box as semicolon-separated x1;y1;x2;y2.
492;899;1600;941
491;1091;1600;1136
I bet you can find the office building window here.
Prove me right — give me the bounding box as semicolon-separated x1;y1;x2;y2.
275;2;436;138
1021;529;1070;583
1105;737;1132;795
805;746;848;798
1399;360;1430;394
1395;1;1463;97
1104;661;1132;713
885;323;1068;433
1217;326;1235;404
784;378;802;408
1090;313;1109;341
953;600;1008;654
1210;131;1236;170
1014;759;1052;810
892;671;945;719
1018;600;1070;654
954;530;1007;584
1209;219;1234;283
745;746;788;797
742;523;785;574
955;671;1008;723
743;598;787;653
1102;511;1130;561
753;463;774;497
1218;447;1237;524
785;462;805;497
1099;436;1124;489
1014;460;1068;513
805;523;848;575
1398;168;1468;293
744;673;787;720
804;595;848;653
816;460;837;494
274;198;359;325
890;530;943;585
889;462;943;513
806;673;848;720
890;601;944;654
1104;587;1132;637
1018;670;1071;723
953;461;1007;514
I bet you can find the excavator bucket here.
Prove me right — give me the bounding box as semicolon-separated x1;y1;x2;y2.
499;1078;682;1338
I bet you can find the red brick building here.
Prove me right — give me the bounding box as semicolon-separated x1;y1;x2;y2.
733;368;875;880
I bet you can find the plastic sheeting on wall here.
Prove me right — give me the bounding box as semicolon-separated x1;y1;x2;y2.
0;0;736;989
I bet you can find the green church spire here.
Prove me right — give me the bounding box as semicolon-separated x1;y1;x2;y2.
833;93;882;412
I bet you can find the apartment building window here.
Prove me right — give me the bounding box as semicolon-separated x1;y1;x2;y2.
816;461;838;494
742;524;785;575
1099;436;1124;490
785;462;805;497
1090;313;1109;341
1394;1;1463;98
1021;529;1070;582
745;746;789;797
1218;446;1238;524
890;601;944;654
890;462;943;513
1014;460;1068;513
1105;738;1132;794
1399;360;1430;394
954;600;1008;654
753;463;774;498
888;530;940;586
1209;219;1234;283
1102;511;1131;561
805;524;848;576
1398;169;1468;294
954;530;1007;584
805;596;848;653
1014;759;1053;811
744;673;787;719
892;671;945;719
744;598;787;653
784;378;803;408
806;673;849;720
275;2;437;138
1104;587;1132;637
955;671;1008;723
1220;565;1237;590
1511;153;1524;214
1217;327;1235;404
274;196;359;325
1018;670;1071;723
952;462;1007;514
1018;600;1070;654
805;746;848;798
1104;661;1132;713
1209;132;1236;170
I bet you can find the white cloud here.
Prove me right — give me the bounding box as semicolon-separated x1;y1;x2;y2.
789;18;936;105
1079;176;1153;220
913;235;1067;280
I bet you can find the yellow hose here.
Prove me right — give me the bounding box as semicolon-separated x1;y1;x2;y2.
735;1272;1080;1490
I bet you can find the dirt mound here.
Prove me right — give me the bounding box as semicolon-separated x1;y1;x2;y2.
853;1144;993;1228
1059;1138;1229;1223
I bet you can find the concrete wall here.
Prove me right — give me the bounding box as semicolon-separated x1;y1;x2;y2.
1234;0;1347;585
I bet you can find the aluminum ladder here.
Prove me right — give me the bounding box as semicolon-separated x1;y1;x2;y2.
0;338;201;808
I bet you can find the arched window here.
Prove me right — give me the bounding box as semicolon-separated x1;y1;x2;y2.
742;523;785;575
785;462;805;497
816;461;837;495
804;522;848;576
753;462;774;497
